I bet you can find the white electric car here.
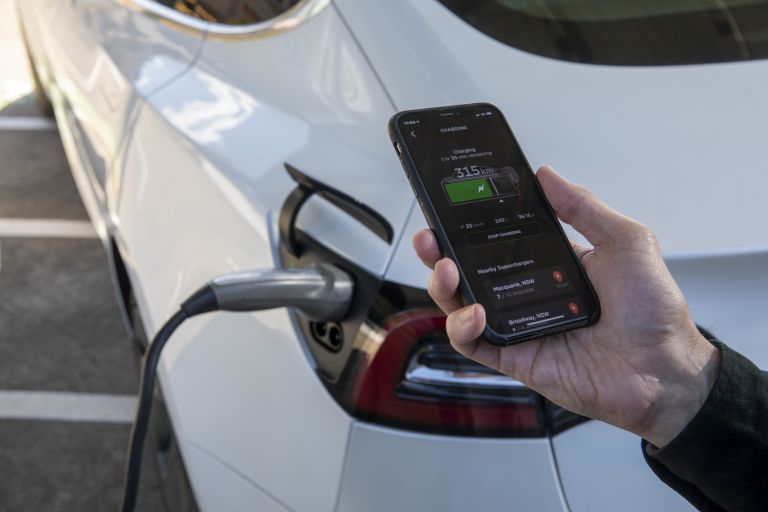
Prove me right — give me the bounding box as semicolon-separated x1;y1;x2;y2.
18;0;768;510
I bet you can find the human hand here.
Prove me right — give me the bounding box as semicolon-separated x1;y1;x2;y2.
413;166;720;447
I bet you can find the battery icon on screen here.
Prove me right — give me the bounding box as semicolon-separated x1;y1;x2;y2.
444;178;496;204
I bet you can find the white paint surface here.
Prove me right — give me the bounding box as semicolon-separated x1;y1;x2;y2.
0;0;34;110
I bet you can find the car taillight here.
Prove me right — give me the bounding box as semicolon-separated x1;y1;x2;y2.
340;310;545;437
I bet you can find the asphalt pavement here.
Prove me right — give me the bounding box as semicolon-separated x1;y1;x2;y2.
0;1;165;510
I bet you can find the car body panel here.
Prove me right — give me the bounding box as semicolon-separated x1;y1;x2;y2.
337;0;768;256
180;5;412;277
552;422;693;511
37;0;208;238
337;423;567;512
184;442;291;512
15;0;62;89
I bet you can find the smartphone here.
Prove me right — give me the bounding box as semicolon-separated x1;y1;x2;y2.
389;103;599;345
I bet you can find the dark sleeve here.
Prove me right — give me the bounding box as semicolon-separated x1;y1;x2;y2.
642;334;768;511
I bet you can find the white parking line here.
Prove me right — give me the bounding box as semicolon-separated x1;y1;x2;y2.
0;219;97;238
0;116;56;130
0;391;136;424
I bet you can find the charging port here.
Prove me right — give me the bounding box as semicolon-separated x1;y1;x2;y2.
310;321;344;352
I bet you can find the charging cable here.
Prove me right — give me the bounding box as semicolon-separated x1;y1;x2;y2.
120;263;354;512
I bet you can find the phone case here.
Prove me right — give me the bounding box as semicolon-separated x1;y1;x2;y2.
389;103;600;346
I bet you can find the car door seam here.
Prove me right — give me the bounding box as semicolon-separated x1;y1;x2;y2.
332;418;357;511
331;1;398;112
547;435;573;512
106;25;210;219
381;198;417;277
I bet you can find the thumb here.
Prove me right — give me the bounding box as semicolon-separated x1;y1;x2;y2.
536;165;641;247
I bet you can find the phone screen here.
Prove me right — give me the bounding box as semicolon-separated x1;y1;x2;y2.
396;104;598;339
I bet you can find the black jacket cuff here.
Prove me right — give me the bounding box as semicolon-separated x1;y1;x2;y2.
642;334;768;511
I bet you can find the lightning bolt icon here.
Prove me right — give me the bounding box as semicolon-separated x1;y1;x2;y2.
478;184;485;193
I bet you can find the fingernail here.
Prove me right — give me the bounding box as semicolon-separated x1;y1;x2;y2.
460;305;476;327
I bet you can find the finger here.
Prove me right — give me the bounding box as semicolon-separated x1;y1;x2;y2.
571;242;595;274
537;165;642;247
570;241;589;258
445;304;501;371
412;229;442;270
570;241;595;267
446;304;485;346
428;258;464;314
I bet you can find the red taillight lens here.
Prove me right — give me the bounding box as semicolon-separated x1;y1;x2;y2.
343;310;545;437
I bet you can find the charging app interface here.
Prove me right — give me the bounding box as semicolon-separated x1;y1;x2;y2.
399;106;596;336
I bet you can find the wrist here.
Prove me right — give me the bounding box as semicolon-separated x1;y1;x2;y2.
640;332;721;448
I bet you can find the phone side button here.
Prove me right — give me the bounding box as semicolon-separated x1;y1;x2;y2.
417;197;429;216
406;176;419;198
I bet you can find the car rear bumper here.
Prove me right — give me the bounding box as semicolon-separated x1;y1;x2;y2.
336;422;568;512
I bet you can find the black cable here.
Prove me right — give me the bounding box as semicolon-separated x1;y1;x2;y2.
120;287;218;512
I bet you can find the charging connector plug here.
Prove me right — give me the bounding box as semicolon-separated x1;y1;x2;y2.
183;263;354;320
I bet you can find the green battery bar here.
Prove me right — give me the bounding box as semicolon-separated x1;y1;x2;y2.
444;178;496;204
